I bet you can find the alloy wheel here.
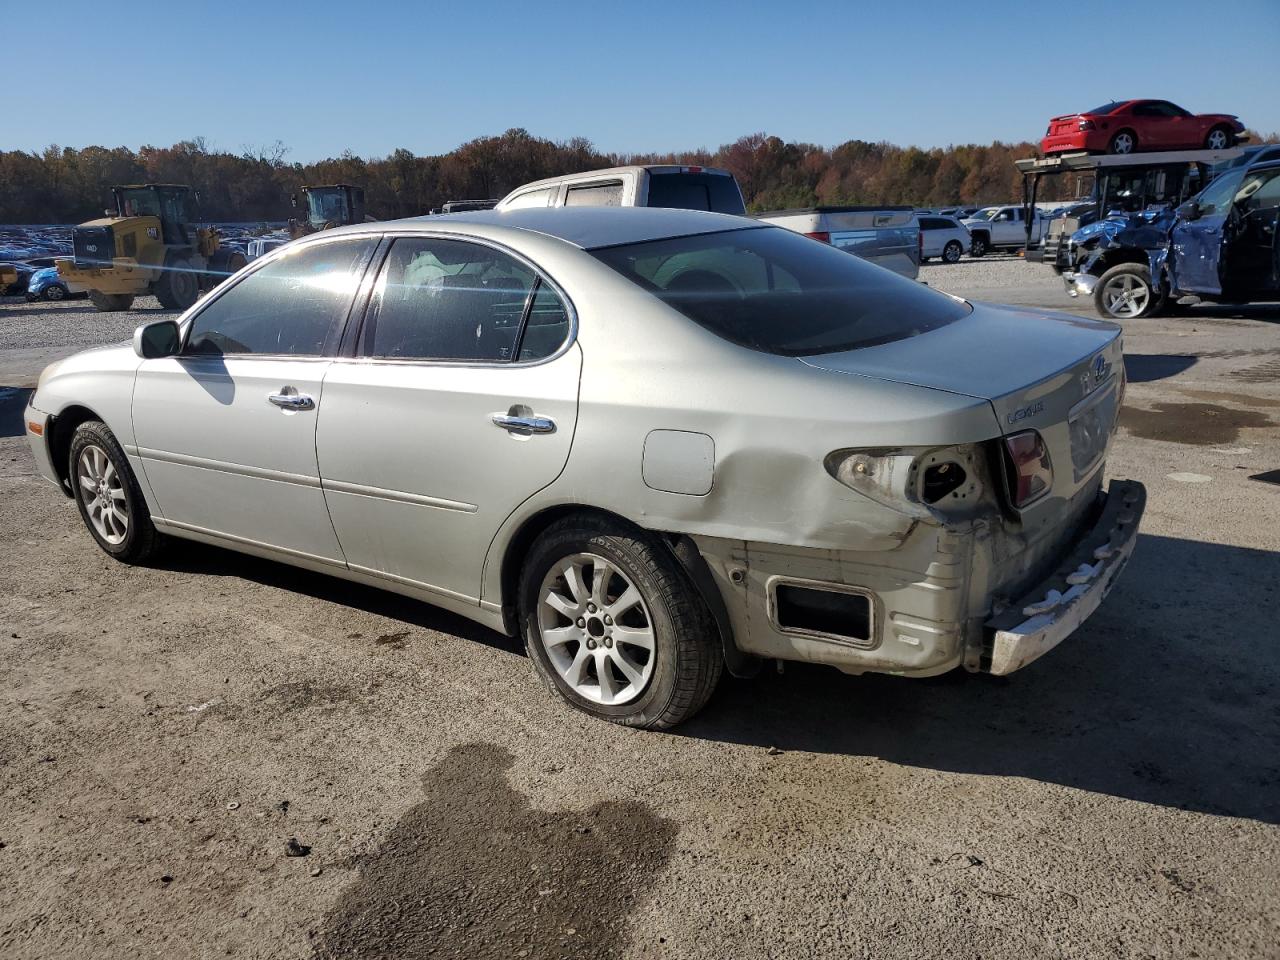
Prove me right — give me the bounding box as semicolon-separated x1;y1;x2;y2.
1111;133;1135;154
944;241;962;263
537;552;656;706
1101;273;1150;318
46;285;66;301
77;444;129;544
1206;129;1229;150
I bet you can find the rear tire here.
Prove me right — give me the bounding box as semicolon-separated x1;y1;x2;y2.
1108;130;1137;155
88;291;135;312
1093;263;1164;319
519;515;722;730
69;420;164;564
943;240;963;263
154;255;200;310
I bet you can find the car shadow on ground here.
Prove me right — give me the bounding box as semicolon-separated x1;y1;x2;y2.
155;541;524;658
0;386;33;437
152;531;1279;824
681;532;1280;825
1124;354;1198;382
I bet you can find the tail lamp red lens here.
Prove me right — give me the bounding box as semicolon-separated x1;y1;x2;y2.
804;231;831;244
1003;430;1053;507
1078;119;1096;131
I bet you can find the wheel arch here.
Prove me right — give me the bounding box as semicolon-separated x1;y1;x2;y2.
47;404;105;497
495;504;759;679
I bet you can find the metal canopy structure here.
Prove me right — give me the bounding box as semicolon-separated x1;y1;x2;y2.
1016;147;1250;249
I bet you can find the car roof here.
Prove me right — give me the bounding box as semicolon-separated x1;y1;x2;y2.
326;206;766;250
504;164;736;195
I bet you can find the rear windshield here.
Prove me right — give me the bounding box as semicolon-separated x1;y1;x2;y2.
1085;101;1123;115
645;173;745;216
591;227;969;357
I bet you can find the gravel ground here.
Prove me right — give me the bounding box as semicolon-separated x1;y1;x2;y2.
2;268;1279;960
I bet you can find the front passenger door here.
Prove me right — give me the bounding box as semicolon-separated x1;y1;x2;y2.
1171;170;1245;295
132;236;377;563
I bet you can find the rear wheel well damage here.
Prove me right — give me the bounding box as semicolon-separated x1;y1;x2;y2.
497;505;759;678
47;405;102;497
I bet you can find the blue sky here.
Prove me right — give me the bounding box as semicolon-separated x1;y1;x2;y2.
6;0;1278;161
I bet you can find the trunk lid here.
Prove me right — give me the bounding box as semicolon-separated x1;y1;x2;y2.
799;301;1124;499
1048;114;1083;135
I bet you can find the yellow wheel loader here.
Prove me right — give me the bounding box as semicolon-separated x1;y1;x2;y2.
287;184;371;239
57;184;248;312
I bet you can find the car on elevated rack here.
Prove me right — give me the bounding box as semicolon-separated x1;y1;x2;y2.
1041;100;1246;156
24;207;1144;729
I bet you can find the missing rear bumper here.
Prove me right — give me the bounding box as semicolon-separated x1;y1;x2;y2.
983;478;1146;675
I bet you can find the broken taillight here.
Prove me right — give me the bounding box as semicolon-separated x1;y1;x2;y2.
1003;430;1053;508
804;231;831;244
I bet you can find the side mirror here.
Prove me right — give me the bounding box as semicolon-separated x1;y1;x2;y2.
133;319;181;359
1177;201;1202;221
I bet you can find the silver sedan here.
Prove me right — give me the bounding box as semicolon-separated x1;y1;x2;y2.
24;207;1145;728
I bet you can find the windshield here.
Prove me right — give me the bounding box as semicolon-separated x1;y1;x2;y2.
967;207;997;221
307;189;351;227
1085;101;1123;115
591;227;970;357
117;188;161;218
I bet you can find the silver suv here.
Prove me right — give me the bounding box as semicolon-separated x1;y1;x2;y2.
496;165;746;216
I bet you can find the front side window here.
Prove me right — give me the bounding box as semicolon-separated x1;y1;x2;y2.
359;237;568;362
185;238;374;356
592;226;969;357
565;181;624;207
1195;170;1247;217
504;188;555;209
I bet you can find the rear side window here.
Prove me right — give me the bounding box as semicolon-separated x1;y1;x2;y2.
517;283;572;361
645;173;746;216
592;226;969;356
186;238;373;356
920;217;946;230
565;181;624;207
360;238;535;361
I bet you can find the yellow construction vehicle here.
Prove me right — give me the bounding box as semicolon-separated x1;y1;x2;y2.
288;184;371;239
57;184;247;312
0;264;17;295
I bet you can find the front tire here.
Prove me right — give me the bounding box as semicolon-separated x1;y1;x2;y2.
1093;263;1164;319
519;515;722;729
43;284;68;301
943;240;963;263
69;421;164;563
88;291;135;312
1204;126;1233;151
154;255;200;310
969;234;988;258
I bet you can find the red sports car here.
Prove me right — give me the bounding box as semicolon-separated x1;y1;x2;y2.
1041;100;1246;156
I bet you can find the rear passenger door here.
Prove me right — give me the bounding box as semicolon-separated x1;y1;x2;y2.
315;235;581;605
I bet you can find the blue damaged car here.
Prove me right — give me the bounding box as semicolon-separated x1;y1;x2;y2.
1063;159;1280;318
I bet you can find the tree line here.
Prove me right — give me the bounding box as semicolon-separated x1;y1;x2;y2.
1;127;1274;224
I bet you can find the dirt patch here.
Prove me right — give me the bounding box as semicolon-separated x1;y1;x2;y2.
312;743;676;960
262;680;359;712
1178;389;1280;409
1118;401;1273;446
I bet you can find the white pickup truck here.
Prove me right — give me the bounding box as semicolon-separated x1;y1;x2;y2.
754;206;920;279
961;205;1048;257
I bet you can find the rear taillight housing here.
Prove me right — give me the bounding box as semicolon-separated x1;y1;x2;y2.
1078;119;1096;131
804;231;831;244
1003;430;1053;507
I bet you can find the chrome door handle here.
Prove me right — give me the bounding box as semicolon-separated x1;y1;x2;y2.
491;413;555;434
268;391;315;411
